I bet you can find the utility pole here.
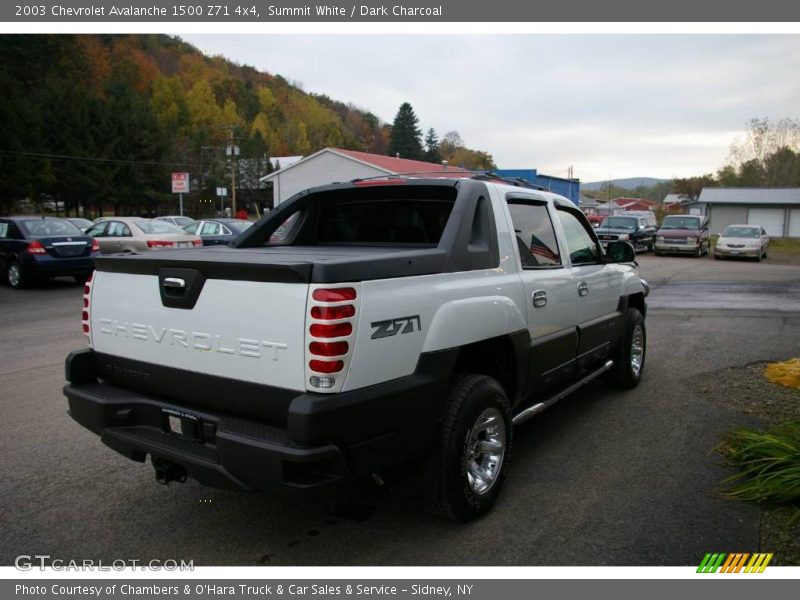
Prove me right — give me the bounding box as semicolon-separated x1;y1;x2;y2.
226;128;240;217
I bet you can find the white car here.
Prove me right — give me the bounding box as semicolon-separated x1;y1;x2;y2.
714;224;769;261
156;215;195;228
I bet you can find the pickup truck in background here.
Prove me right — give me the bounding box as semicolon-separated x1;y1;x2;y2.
63;175;648;521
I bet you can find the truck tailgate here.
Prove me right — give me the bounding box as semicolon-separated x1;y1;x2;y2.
89;270;308;392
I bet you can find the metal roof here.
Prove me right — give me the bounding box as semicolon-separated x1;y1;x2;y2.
696;187;800;205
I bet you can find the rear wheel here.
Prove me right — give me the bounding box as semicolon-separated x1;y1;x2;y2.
427;375;512;522
606;308;646;389
6;261;25;289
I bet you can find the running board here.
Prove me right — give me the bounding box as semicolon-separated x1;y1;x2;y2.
512;360;614;426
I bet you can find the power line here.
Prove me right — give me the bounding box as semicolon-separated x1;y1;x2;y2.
0;149;200;168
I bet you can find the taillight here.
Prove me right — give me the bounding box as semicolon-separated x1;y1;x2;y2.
307;285;359;391
309;322;352;338
90;238;100;252
192;239;202;247
81;270;94;340
147;240;175;249
27;240;46;254
312;288;356;302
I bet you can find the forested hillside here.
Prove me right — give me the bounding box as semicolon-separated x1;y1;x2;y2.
0;35;409;216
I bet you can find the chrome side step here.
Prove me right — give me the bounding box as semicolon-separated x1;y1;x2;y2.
512;360;614;426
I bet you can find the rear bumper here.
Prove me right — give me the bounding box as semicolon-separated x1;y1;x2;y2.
24;254;95;278
63;348;454;492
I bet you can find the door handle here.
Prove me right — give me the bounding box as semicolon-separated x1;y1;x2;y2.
577;281;589;296
532;290;547;308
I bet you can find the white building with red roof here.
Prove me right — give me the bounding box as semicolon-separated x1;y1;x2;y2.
259;147;469;205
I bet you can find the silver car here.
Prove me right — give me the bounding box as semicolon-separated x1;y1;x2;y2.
714;224;769;261
156;215;195;228
85;217;202;254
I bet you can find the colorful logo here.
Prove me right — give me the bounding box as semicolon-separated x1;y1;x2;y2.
697;553;773;573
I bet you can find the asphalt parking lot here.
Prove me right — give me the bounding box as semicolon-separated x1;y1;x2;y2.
1;254;799;566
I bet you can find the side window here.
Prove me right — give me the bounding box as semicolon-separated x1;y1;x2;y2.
0;222;8;238
557;209;601;265
507;202;561;267
202;222;222;236
107;222;131;237
184;222;200;235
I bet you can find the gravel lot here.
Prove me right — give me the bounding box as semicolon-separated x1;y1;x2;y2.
1;254;799;566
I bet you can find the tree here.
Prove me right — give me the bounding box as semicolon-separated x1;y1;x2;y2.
388;102;423;160
423;128;441;163
673;174;715;202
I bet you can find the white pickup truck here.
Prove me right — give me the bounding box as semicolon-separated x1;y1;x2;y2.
64;175;648;521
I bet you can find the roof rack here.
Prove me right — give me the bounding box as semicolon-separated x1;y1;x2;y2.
349;171;551;192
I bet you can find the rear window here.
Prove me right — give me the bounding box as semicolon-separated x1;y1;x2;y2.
136;220;183;234
20;219;82;237
316;199;453;245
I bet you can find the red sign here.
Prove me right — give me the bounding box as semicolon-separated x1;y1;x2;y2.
171;172;190;194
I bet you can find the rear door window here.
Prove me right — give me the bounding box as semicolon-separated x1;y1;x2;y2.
507;202;561;267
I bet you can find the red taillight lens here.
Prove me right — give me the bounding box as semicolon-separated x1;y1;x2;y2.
90;239;100;252
147;240;175;248
309;322;352;338
83;285;90;294
353;179;407;187
309;341;349;356
192;239;202;247
312;287;357;302
83;297;88;308
309;360;344;373
311;305;355;320
82;323;90;334
27;240;46;254
81;310;89;321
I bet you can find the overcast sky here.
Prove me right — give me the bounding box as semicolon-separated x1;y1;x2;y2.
182;34;800;183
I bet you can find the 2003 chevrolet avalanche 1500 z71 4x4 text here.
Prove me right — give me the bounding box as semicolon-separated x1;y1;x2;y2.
63;175;648;521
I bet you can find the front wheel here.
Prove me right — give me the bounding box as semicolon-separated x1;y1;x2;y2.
606;308;646;389
6;261;25;289
427;375;512;522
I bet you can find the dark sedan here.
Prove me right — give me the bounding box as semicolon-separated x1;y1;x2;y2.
595;215;656;253
183;218;253;246
0;216;99;288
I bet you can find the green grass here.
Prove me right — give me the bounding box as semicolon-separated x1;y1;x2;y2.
770;238;800;253
718;422;800;516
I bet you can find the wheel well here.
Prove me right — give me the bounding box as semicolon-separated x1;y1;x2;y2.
453;335;517;402
628;292;646;317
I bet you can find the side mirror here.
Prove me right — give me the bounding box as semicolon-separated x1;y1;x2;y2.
606;240;636;263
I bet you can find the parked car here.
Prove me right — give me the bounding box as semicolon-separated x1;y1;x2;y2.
157;215;195;228
0;216;98;288
714;225;769;261
621;210;658;228
183;218;254;246
65;218;94;232
85;217;201;254
654;214;710;257
595;215;656;253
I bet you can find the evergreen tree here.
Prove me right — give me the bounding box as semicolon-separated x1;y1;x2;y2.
388;102;423;160
424;128;441;163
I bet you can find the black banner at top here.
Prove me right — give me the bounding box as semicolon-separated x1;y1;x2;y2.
3;0;800;22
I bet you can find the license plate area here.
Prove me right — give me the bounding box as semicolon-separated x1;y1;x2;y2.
162;408;212;443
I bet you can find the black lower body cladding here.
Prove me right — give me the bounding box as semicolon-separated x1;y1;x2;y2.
62;348;457;492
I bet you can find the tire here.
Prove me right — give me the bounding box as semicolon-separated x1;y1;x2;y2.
713;253;720;260
6;260;25;289
694;245;702;258
427;374;512;522
606;308;646;389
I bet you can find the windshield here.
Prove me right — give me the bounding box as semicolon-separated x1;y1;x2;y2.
722;226;759;238
20;218;82;237
661;216;701;230
68;218;93;229
136;220;183;234
601;217;638;230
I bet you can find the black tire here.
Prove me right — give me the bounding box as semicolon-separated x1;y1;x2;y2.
6;260;25;289
606;308;646;389
714;253;720;260
427;375;512;522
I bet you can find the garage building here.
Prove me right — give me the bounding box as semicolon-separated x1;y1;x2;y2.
685;187;800;238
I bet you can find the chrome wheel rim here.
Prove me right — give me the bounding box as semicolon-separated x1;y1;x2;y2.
8;264;20;287
465;407;506;495
630;324;644;377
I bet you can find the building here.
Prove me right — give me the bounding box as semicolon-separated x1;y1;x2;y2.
259;148;469;205
491;169;580;205
613;197;658;212
685;187;800;237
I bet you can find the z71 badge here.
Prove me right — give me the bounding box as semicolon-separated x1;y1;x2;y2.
371;315;422;340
